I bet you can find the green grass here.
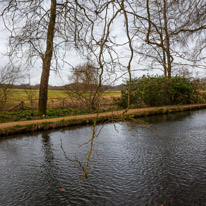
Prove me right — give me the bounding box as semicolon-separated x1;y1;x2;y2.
0;108;72;123
0;107;110;123
0;110;33;123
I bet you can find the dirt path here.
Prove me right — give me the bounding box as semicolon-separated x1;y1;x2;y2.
1;103;206;131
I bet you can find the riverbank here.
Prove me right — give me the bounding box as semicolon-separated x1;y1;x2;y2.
1;103;206;137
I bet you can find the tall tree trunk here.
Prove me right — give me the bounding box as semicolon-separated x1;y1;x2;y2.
38;0;56;115
163;0;172;79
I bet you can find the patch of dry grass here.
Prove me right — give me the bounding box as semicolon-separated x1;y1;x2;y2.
2;88;121;110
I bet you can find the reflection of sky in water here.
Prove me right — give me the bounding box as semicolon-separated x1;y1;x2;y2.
0;109;206;205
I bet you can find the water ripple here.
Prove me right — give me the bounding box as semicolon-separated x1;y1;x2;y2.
1;110;206;205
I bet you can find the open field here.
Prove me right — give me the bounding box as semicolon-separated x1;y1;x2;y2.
5;89;121;101
6;89;67;102
1;88;121;110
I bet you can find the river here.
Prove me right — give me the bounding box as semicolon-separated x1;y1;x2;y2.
1;109;206;206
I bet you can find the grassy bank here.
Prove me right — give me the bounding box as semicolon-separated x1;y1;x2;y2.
0;108;107;123
1;103;206;137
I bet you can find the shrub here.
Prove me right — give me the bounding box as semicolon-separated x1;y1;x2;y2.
114;76;199;108
113;79;141;108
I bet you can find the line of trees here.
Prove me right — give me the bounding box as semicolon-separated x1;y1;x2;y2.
0;0;205;114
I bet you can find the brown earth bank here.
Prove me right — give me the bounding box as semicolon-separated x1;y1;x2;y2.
1;103;206;137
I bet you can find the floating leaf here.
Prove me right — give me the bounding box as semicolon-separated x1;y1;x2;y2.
60;188;65;192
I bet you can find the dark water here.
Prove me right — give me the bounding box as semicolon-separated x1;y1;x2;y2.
1;110;206;206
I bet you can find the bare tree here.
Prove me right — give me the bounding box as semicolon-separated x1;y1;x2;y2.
128;0;206;78
0;0;93;115
0;65;20;111
24;75;37;115
65;63;104;111
0;0;56;115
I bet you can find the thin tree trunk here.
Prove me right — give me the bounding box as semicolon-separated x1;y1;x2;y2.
163;0;172;79
38;0;56;115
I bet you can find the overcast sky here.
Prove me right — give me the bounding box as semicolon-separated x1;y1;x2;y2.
0;8;205;86
0;14;150;86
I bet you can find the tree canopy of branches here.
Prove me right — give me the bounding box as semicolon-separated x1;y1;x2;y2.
130;0;206;78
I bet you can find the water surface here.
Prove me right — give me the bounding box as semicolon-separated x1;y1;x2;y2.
1;110;206;206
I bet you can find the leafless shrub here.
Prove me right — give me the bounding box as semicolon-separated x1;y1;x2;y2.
65;63;105;112
24;75;37;115
0;65;20;112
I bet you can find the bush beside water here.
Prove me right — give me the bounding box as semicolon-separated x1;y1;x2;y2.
114;76;204;108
